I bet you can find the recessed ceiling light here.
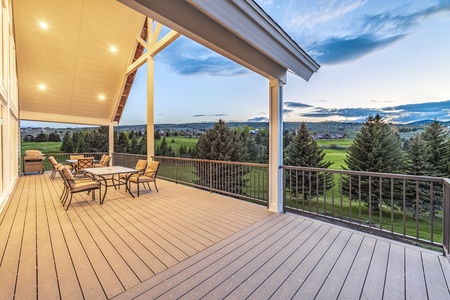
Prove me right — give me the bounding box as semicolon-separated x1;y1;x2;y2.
110;46;117;53
39;22;48;29
38;84;46;91
98;94;106;100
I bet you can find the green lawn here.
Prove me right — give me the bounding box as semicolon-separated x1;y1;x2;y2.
21;142;62;155
155;136;198;154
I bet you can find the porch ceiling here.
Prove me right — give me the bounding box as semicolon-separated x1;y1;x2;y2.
14;0;145;126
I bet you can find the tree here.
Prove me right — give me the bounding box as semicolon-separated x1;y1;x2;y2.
284;123;333;198
405;133;435;218
154;130;161;140
421;119;448;176
194;120;248;194
48;131;61;142
60;132;73;152
139;131;147;155
155;136;175;156
343;115;405;210
115;131;128;153
35;131;48;142
129;136;140;154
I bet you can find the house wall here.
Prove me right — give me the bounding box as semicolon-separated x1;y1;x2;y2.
0;0;19;213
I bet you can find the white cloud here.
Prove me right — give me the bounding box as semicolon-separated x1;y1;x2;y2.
286;0;367;30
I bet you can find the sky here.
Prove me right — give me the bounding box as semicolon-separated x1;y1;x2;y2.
22;0;450;128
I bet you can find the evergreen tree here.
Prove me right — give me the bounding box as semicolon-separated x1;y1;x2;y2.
154;130;161;140
405;133;435;218
76;135;87;153
48;131;61;142
128;130;135;140
60;132;72;152
115;131;128;153
343;115;405;210
130;136;140;154
284;123;333;198
139;131;147;155
421;119;448;176
194;120;249;194
155;136;175;156
35;131;48;142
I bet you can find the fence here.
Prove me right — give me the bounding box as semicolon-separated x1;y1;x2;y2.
282;166;449;250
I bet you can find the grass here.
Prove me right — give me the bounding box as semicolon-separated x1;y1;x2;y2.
155;136;199;154
21;142;62;155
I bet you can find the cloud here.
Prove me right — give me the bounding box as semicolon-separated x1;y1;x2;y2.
306;1;450;64
286;0;366;30
284;102;313;108
283;109;294;115
191;114;228;118
159;38;248;76
296;100;450;123
311;34;406;64
247;116;269;122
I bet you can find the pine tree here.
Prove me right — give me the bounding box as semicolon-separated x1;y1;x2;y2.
284;123;333;198
405;133;435;218
194;120;249;194
343;115;405;210
130;136;139;154
139;131;147;155
35;131;48;142
60;132;72;152
115;132;128;153
421;119;448;176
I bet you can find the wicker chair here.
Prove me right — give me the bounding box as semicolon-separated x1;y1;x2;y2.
127;161;160;197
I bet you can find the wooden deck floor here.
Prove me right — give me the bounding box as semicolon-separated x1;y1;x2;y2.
1;173;450;299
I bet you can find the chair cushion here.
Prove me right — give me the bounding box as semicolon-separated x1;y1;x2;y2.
61;166;76;189
135;160;147;172
143;161;159;178
71;181;99;192
129;176;154;183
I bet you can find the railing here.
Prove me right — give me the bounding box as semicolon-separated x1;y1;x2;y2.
153;156;269;205
282;166;450;250
21;152;106;173
443;178;450;258
112;152;147;168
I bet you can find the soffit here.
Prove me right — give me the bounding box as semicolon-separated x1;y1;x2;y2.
118;0;319;82
14;0;145;125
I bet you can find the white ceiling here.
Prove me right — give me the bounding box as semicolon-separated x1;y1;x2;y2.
14;0;145;125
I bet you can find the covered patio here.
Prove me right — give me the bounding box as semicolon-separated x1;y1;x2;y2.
0;173;449;299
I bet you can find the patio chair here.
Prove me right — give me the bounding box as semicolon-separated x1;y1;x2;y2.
48;155;72;180
70;155;84;160
94;154;111;167
127;161;160;197
75;157;94;175
119;159;147;182
59;165;101;210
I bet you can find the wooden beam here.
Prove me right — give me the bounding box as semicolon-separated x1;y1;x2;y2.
125;52;149;76
150;23;162;46
136;35;148;50
149;30;180;57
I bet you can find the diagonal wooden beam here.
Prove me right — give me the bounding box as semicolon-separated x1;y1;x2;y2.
149;30;180;57
125;51;149;76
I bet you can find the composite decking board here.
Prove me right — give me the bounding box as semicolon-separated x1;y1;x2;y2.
422;252;450;299
40;174;85;299
0;175;31;299
70;202;142;290
178;216;307;299
248;224;332;299
45;176;108;299
405;247;428;300
136;214;298;300
202;218;312;300
439;256;450;290
109;197;209;253
99;199;191;265
268;227;344;299
35;175;60;299
113;214;285;300
2;174;450;299
382;243;405;300
337;236;377;300
360;239;390;300
65;198;127;298
313;233;364;300
293;230;353;299
223;221;322;300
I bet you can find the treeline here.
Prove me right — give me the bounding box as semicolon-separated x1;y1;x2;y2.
23;131;61;142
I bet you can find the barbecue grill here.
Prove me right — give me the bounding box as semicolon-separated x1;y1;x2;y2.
23;150;45;174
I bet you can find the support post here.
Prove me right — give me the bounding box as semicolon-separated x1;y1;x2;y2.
108;122;115;166
147;56;155;160
268;78;284;213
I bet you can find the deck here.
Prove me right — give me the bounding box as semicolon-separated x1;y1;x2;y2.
0;173;449;299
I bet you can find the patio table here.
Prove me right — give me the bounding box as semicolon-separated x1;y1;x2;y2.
82;166;139;204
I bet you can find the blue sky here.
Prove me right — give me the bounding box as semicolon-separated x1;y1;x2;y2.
22;0;450;127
